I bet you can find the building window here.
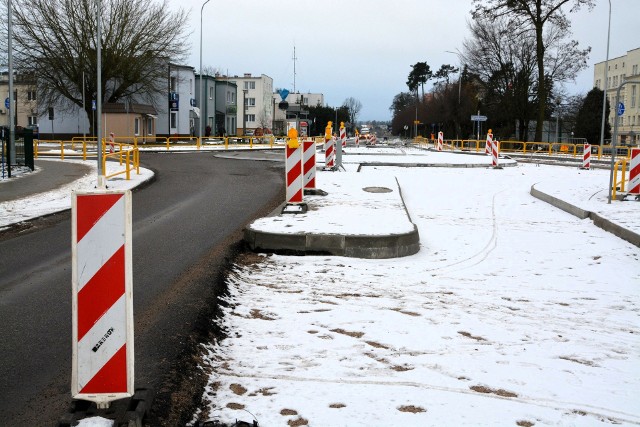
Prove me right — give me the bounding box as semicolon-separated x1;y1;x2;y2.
245;97;256;107
170;76;177;91
147;118;153;135
247;114;256;122
209;86;214;99
134;118;140;135
170;112;177;129
632;85;637;108
244;81;256;90
28;116;38;126
27;91;36;101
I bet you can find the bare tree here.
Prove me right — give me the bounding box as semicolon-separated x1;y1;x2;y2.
10;0;190;133
342;97;362;126
472;0;594;142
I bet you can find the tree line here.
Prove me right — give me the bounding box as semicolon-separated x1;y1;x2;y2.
390;0;611;145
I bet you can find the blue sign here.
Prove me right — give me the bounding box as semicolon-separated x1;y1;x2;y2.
92;100;96;111
617;102;625;116
4;97;9;109
279;89;289;101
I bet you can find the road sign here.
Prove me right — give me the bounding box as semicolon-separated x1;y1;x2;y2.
617;102;625;116
471;115;488;121
4;97;9;109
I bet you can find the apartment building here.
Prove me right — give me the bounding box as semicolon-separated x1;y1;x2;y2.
0;71;39;131
224;73;274;136
593;47;640;145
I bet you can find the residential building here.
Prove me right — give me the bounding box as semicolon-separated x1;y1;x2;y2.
224;73;273;136
593;47;640;145
156;63;198;137
0;71;39;132
215;79;237;136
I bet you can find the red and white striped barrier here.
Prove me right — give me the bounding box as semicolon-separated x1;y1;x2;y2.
582;143;591;169
485;132;493;155
629;148;640;195
492;139;500;168
72;191;134;407
437;132;443;151
303;139;316;190
340;125;346;148
355;132;359;148
286;140;303;204
324;135;335;169
371;134;377;145
109;132;115;153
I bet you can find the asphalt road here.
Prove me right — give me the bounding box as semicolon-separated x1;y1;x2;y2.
0;152;284;425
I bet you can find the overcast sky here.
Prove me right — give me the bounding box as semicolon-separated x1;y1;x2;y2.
171;0;640;122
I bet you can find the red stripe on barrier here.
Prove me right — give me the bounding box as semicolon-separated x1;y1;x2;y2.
77;246;125;341
77;194;123;242
80;344;128;394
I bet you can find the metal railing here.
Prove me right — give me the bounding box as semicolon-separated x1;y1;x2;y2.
612;158;628;200
411;137;635;160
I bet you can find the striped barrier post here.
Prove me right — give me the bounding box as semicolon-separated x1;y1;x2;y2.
582;143;591;170
492;139;500;168
324;122;335;170
109;132;115;153
303;138;316;190
72;190;134;408
340;123;346;148
355;130;360;148
437;131;443;151
286;128;303;204
629;148;640;195
485;131;493;155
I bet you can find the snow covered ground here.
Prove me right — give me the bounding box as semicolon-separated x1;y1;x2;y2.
2;146;638;427
195;157;640;426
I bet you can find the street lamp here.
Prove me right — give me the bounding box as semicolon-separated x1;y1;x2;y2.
599;0;611;147
242;89;248;136
199;0;211;140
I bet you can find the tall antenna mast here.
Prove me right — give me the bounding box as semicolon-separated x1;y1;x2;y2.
292;45;297;93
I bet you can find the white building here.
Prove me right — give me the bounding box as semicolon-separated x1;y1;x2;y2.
155;63;198;137
593;47;640;145
226;73;274;136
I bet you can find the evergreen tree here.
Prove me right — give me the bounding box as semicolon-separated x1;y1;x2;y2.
573;88;611;145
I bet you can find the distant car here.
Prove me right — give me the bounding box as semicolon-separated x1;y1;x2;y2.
244;129;254;136
360;126;370;135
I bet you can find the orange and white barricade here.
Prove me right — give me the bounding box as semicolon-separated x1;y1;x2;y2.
286;129;303;204
303;138;316;190
492;139;500;168
72;191;134;408
324;122;335;170
485;131;493;155
340;123;346;148
582;143;591;170
437;131;443;151
629;148;640;196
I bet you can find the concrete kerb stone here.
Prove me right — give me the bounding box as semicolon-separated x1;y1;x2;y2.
243;177;421;259
530;183;640;248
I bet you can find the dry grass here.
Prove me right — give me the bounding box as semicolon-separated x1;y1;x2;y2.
458;331;487;342
280;409;298;416
229;383;247;395
470;385;518;398
397;405;426;413
330;328;365;338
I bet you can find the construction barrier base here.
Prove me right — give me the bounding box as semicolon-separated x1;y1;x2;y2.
282;203;308;214
58;388;154;427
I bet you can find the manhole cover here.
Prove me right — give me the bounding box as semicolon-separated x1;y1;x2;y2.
362;186;393;193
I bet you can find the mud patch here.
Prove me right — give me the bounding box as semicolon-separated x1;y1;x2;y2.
397;405;426;413
470;385;518;398
331;328;365;338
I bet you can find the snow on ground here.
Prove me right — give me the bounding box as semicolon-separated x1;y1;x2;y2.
195;161;640;426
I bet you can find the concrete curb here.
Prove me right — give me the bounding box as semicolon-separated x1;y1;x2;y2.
244;179;421;259
530;184;640;248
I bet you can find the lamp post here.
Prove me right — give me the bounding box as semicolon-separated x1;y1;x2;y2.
242;89;248;136
599;0;611;147
199;0;211;140
96;0;104;187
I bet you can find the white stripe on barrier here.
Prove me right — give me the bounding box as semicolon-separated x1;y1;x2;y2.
77;197;126;290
